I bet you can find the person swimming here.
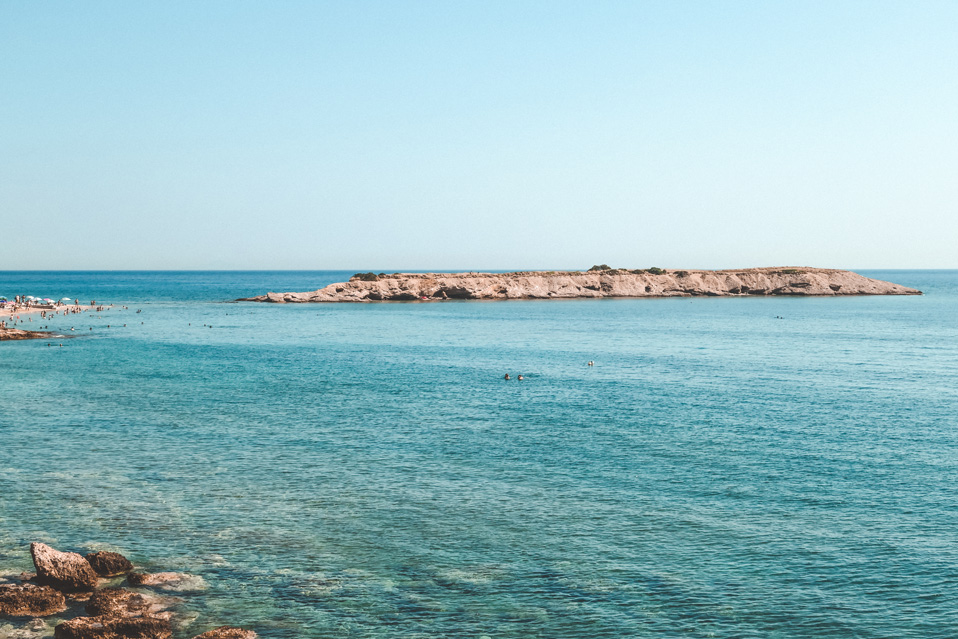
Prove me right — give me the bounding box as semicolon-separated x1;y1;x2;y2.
504;374;510;380
517;375;524;381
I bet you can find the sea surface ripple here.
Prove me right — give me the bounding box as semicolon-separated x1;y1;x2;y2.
0;270;955;638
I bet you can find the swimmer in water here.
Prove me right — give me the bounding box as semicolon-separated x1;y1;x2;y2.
517;375;524;381
504;374;510;380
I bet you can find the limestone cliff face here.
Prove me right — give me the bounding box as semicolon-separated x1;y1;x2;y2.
238;268;921;303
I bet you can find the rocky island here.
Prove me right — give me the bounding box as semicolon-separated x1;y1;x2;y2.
238;266;921;303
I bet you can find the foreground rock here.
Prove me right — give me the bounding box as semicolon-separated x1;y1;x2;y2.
0;583;67;616
6;542;251;636
30;544;98;592
84;553;133;578
53;615;171;639
238;267;922;303
191;627;257;639
85;588;172;619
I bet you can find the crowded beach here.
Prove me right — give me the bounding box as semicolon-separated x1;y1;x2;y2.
0;295;109;340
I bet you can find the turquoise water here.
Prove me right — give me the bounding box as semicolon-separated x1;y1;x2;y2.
1;270;956;638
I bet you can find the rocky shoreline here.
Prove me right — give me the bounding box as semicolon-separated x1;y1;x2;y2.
0;328;59;341
237;266;921;303
0;543;254;639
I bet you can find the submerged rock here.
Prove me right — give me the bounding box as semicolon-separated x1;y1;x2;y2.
126;573;205;591
0;583;67;617
86;588;142;617
191;627;257;639
84;553;133;578
0;617;49;639
84;587;175;621
29;543;98;592
53;615;171;639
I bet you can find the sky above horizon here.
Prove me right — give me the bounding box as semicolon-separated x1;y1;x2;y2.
2;1;956;270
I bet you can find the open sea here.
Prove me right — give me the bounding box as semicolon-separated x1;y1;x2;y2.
1;269;956;639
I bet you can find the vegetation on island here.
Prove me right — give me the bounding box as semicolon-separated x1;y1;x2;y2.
589;265;667;275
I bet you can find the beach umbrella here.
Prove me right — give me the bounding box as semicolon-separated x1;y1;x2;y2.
60;297;72;301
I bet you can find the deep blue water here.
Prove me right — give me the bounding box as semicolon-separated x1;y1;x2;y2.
1;270;956;638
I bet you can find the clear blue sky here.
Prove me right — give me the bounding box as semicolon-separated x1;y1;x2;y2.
2;1;956;270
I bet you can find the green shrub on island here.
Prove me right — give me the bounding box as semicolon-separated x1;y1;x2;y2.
646;267;665;275
675;270;689;277
588;264;613;272
352;272;380;282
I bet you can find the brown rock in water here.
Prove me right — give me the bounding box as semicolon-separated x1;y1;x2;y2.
85;552;133;577
125;573;151;587
191;627;257;639
54;615;171;639
85;588;147;617
0;583;67;617
126;572;204;591
30;543;98;592
84;587;174;620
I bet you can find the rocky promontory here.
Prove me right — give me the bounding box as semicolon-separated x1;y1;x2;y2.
0;327;56;340
238;267;921;303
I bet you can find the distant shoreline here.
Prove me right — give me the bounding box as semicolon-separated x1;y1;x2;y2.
237;266;923;303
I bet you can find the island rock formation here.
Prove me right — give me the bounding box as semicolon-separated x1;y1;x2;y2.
238;267;920;303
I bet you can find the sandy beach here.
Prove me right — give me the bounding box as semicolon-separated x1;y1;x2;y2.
1;301;115;339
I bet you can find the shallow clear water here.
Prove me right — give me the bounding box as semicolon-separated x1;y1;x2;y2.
1;270;956;638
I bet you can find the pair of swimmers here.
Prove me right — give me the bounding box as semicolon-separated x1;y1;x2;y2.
503;374;524;381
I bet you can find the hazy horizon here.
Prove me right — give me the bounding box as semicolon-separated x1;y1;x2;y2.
0;266;952;274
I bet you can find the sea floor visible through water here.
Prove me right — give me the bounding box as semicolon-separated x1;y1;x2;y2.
1;270;957;638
